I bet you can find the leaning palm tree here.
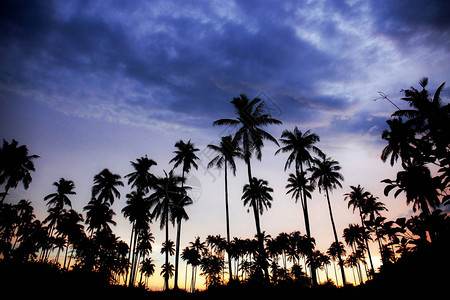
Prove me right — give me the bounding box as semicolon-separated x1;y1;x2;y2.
207;135;241;281
214;94;281;280
309;153;346;285
169;139;199;289
92;168;124;205
0;139;39;202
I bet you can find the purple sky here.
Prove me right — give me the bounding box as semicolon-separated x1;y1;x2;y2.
1;0;449;288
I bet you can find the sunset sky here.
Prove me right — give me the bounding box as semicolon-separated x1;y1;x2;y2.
1;0;449;289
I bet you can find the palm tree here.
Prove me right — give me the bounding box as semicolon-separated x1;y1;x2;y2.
207;135;241;281
214;94;281;280
327;241;346;287
344;185;375;274
149;170;187;290
122;190;152;287
382;162;441;216
241;177;273;278
83;198;116;235
44;178;76;210
343;223;365;284
125;156;157;194
140;257;156;287
169;139;199;289
0;139;39;202
381;117;418;167
392;78;449;161
309;153;346;285
285;171;314;230
92;168;124;205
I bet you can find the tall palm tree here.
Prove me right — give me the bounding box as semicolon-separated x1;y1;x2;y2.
309;153;346;285
125;156;157;194
344;185;375;274
214;94;281;280
275;127;322;285
0;139;39;202
44;178;76;210
214;94;282;182
285;171;314;228
207;135;241;281
149;170;188;290
92;168;124;206
169;139;199;289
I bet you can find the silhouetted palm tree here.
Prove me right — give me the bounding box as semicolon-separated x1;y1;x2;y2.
382;162;441;216
125;156;157;194
327;241;346;287
214;94;281;280
44;178;76;210
392;78;449;161
122;190;152;286
343;223;364;284
170;139;199;289
0;139;39;202
140;257;156;287
381;117;417;167
207;135;241;282
149;170;186;290
83;198;116;235
309;153;346;285
344;185;375;274
92;168;124;206
241;177;273;278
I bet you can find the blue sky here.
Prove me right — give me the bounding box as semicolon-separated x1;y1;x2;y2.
1;0;449;288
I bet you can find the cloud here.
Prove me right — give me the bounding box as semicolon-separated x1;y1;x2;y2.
0;0;449;135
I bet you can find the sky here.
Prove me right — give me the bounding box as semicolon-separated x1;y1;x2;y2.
1;0;449;289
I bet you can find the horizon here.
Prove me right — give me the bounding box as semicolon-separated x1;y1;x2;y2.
1;0;449;291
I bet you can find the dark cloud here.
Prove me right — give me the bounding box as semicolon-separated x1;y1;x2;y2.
0;0;448;132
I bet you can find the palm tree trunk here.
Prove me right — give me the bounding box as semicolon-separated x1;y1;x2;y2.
224;161;233;282
125;222;135;286
164;206;170;290
298;163;317;286
358;208;375;275
174;170;185;290
325;188;347;286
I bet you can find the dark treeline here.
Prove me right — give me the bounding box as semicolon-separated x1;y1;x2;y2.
0;78;449;295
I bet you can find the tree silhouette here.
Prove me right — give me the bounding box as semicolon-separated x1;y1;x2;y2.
92;168;123;206
207;135;241;282
276;127;322;285
170;139;199;289
344;185;375;274
309;153;346;285
149;170;187;290
122;190;152;287
44;178;75;210
0;139;39;203
125;156;157;194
